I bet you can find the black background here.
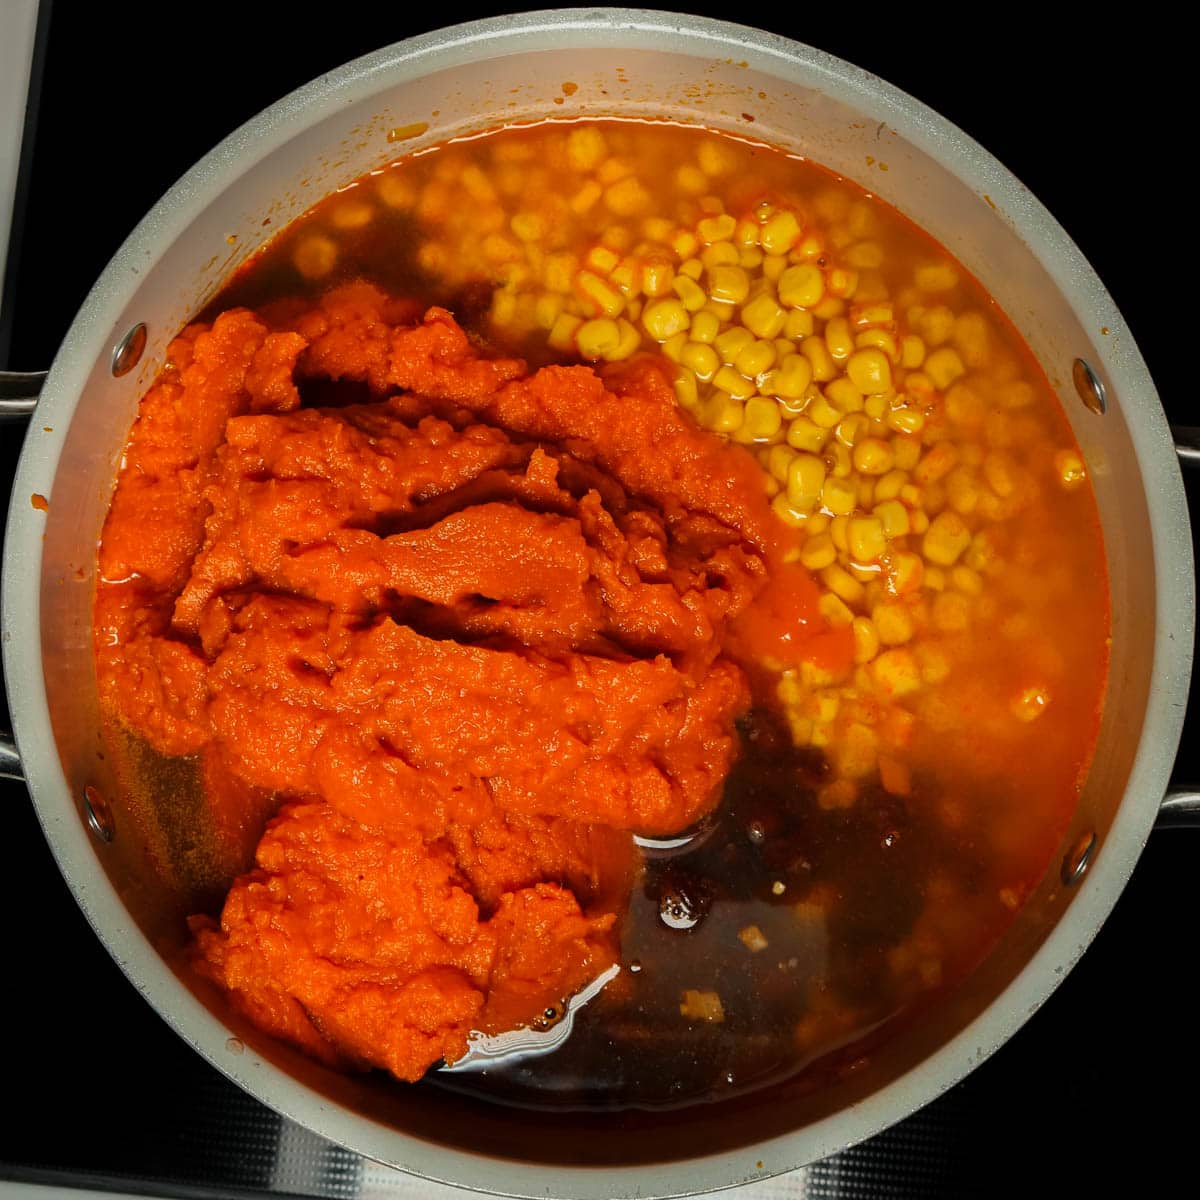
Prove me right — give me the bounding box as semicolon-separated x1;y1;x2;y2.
1;4;1196;1197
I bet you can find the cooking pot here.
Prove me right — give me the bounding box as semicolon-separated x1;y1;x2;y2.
0;9;1195;1197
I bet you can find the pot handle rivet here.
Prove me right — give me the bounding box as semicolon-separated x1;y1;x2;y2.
83;784;114;843
1061;829;1096;886
1072;358;1106;415
111;323;147;378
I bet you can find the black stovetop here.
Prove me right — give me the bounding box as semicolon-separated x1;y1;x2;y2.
1;8;1196;1198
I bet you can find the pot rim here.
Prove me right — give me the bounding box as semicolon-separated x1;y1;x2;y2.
2;9;1193;1197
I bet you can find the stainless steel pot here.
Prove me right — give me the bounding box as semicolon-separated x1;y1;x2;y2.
0;10;1195;1197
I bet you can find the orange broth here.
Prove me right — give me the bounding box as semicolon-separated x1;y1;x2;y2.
94;120;1109;1110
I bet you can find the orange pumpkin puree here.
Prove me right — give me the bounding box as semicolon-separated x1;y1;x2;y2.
94;282;834;1081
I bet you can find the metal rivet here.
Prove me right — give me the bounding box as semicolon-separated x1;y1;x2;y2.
1072;358;1106;415
83;784;114;843
1061;829;1096;886
111;323;147;378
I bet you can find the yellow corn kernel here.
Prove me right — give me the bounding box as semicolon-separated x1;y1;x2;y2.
983;452;1017;498
754;210;798;256
889;550;925;595
873;600;915;645
916;643;950;684
642;258;675;298
673;367;699;411
787;453;827;509
715;326;754;365
293;234;338;279
607;319;641;361
916;304;955;346
800;336;837;382
735;339;776;379
643;298;690;341
786;416;829;453
782;310;813;342
826;439;852;479
596;156;633;185
806;392;842;429
932;590;971;632
661;331;688;362
678;257;703;282
576;318;622;361
999;379;1036;409
900;334;926;368
829;515;849;553
821;476;858;517
767;444;797;484
714;364;756;401
952;311;990;368
873;499;910;539
570;180;603;214
925;347;967;390
701;241;740;270
508;210;544;243
863;393;887;420
923;511;972;566
872;648;920;698
734;217;760;248
697;138;737;176
739;246;764;270
848;515;886;562
600;225;634;254
800;531;838;571
735;396;783;443
824;317;855;362
703;262;749;305
576;270;625;318
543;252;577;294
850;615;880;664
887;407;925;435
642;215;675;242
892;436;921;472
951;565;983;596
604;176;651;216
760;353;814;401
689;309;720;345
849;301;893;330
909;510;930;536
752;254;783;284
742;293;787;340
836;412;871;447
680;987;725;1023
923;564;945;590
821;562;865;606
915;442;959;485
825;376;865;413
826;266;858;299
874;470;908;502
1054;448;1087;489
940;468;979;516
843;240;882;269
771;492;810;528
675;164;708;196
680;341;720;381
851;437;895;477
846;347;893;394
566;126;607;170
697;213;737;243
819;592;855;628
670;274;707;313
534;293;564;330
855;329;900;362
607;259;639;297
547;311;583;352
375;172;416;209
699;390;744;434
915;262;959;292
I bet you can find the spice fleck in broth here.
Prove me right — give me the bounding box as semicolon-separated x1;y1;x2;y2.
95;120;1108;1111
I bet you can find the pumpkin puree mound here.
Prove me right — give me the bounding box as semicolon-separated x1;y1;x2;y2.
94;283;822;1081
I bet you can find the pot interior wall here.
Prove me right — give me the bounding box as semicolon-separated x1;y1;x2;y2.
36;29;1155;1170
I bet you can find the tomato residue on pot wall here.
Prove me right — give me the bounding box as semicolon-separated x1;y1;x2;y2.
93;284;832;1081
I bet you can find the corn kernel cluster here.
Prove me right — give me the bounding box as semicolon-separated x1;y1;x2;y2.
292;122;1095;818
